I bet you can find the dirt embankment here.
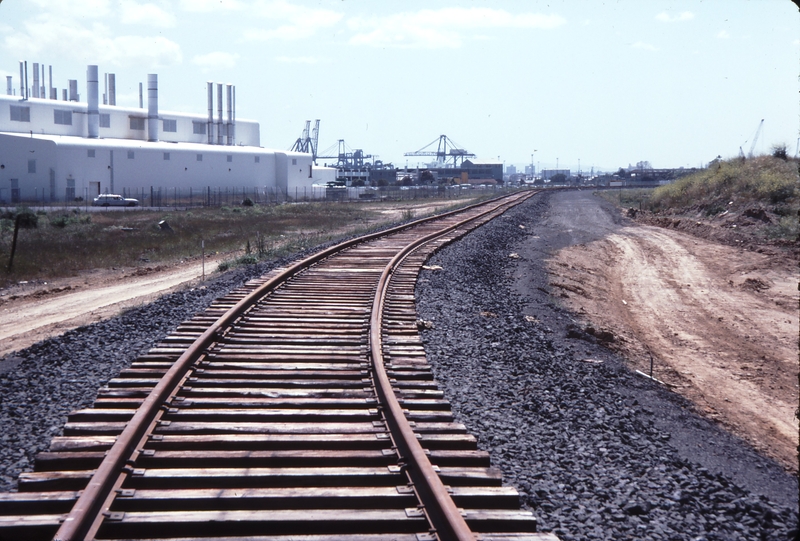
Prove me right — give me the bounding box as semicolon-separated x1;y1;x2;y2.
546;194;798;472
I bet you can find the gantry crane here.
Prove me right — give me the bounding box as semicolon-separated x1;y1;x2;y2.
290;119;321;163
404;135;476;167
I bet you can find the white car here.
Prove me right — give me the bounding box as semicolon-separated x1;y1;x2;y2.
92;194;139;207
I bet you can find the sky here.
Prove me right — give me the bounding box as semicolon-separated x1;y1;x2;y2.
0;0;798;173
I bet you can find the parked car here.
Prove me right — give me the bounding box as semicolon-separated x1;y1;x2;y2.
92;194;139;207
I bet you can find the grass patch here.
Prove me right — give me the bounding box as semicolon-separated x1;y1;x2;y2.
0;197;485;285
596;188;655;209
648;156;799;213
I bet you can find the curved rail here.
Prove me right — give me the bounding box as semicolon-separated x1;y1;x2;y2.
369;192;536;539
45;190;536;541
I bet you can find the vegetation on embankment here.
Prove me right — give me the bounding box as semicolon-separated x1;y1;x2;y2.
601;154;800;241
0;197;480;286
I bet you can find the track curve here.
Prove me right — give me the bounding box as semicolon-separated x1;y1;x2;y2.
0;191;559;541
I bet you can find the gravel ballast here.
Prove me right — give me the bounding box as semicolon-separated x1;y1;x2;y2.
0;191;796;541
415;190;797;540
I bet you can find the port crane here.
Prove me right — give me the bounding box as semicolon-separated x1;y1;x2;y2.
739;119;764;159
290;119;320;163
404;135;475;167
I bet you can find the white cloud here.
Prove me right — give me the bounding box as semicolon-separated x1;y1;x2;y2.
632;41;658;51
120;1;176;28
656;11;694;23
242;0;343;41
716;30;730;39
28;0;112;18
2;9;182;68
192;51;240;72
179;0;245;13
348;7;566;49
276;56;319;64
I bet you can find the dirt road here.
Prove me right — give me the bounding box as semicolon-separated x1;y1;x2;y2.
541;191;798;471
0;256;222;357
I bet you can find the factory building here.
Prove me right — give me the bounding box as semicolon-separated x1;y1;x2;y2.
0;62;334;204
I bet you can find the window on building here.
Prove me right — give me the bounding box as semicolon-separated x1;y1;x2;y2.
255;156;260;163
163;119;177;132
192;121;206;135
129;117;145;130
163;152;170;160
99;113;110;128
28;159;36;174
54;109;73;125
127;150;135;159
292;158;297;165
196;154;203;162
227;155;233;163
87;149;96;158
10;105;31;122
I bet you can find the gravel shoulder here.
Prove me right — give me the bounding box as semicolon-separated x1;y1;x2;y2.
415;189;797;540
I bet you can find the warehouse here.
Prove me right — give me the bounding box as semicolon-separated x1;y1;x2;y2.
0;63;334;203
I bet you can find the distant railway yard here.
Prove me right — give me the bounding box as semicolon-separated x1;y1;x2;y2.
0;186;797;540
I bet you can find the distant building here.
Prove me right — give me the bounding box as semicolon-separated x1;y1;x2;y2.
541;169;571;181
506;164;516;176
0;61;335;203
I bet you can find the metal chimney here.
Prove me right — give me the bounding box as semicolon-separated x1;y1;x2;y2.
232;85;236;146
62;89;67;101
103;73;108;105
147;73;158;142
19;61;24;98
108;74;116;106
68;79;78;101
226;84;233;146
32;62;39;98
24;61;29;99
216;83;223;145
207;81;214;144
49;66;55;99
40;64;45;99
87;65;99;138
6;76;11;96
138;82;143;108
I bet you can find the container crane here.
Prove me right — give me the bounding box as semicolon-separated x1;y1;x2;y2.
404;135;475;167
290;119;321;163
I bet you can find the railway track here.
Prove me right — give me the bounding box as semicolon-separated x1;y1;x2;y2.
0;191;558;541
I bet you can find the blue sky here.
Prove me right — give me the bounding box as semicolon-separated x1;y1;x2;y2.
1;0;797;173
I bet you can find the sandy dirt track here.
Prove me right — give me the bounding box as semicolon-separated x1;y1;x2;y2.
549;206;798;471
0;257;221;358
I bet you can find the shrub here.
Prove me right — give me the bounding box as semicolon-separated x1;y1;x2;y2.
242;197;254;206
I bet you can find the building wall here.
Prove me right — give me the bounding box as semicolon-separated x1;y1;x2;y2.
0;132;335;202
0;95;260;147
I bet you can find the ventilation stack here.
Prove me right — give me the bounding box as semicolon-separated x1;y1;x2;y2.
147;74;158;142
108;74;116;105
87;65;99;138
68;80;78;101
6;76;11;96
207;81;214;144
216;83;223;145
32;62;39;98
226;84;233;146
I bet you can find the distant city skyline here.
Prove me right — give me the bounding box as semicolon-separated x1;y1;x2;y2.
1;1;797;173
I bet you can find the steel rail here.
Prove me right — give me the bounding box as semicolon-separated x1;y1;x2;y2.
52;190;534;541
369;192;533;540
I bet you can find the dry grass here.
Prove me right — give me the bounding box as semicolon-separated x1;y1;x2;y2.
0;198;477;285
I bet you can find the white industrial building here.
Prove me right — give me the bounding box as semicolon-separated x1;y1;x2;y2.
0;62;334;204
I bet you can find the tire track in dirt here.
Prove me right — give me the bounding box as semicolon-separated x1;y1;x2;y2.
552;223;798;471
